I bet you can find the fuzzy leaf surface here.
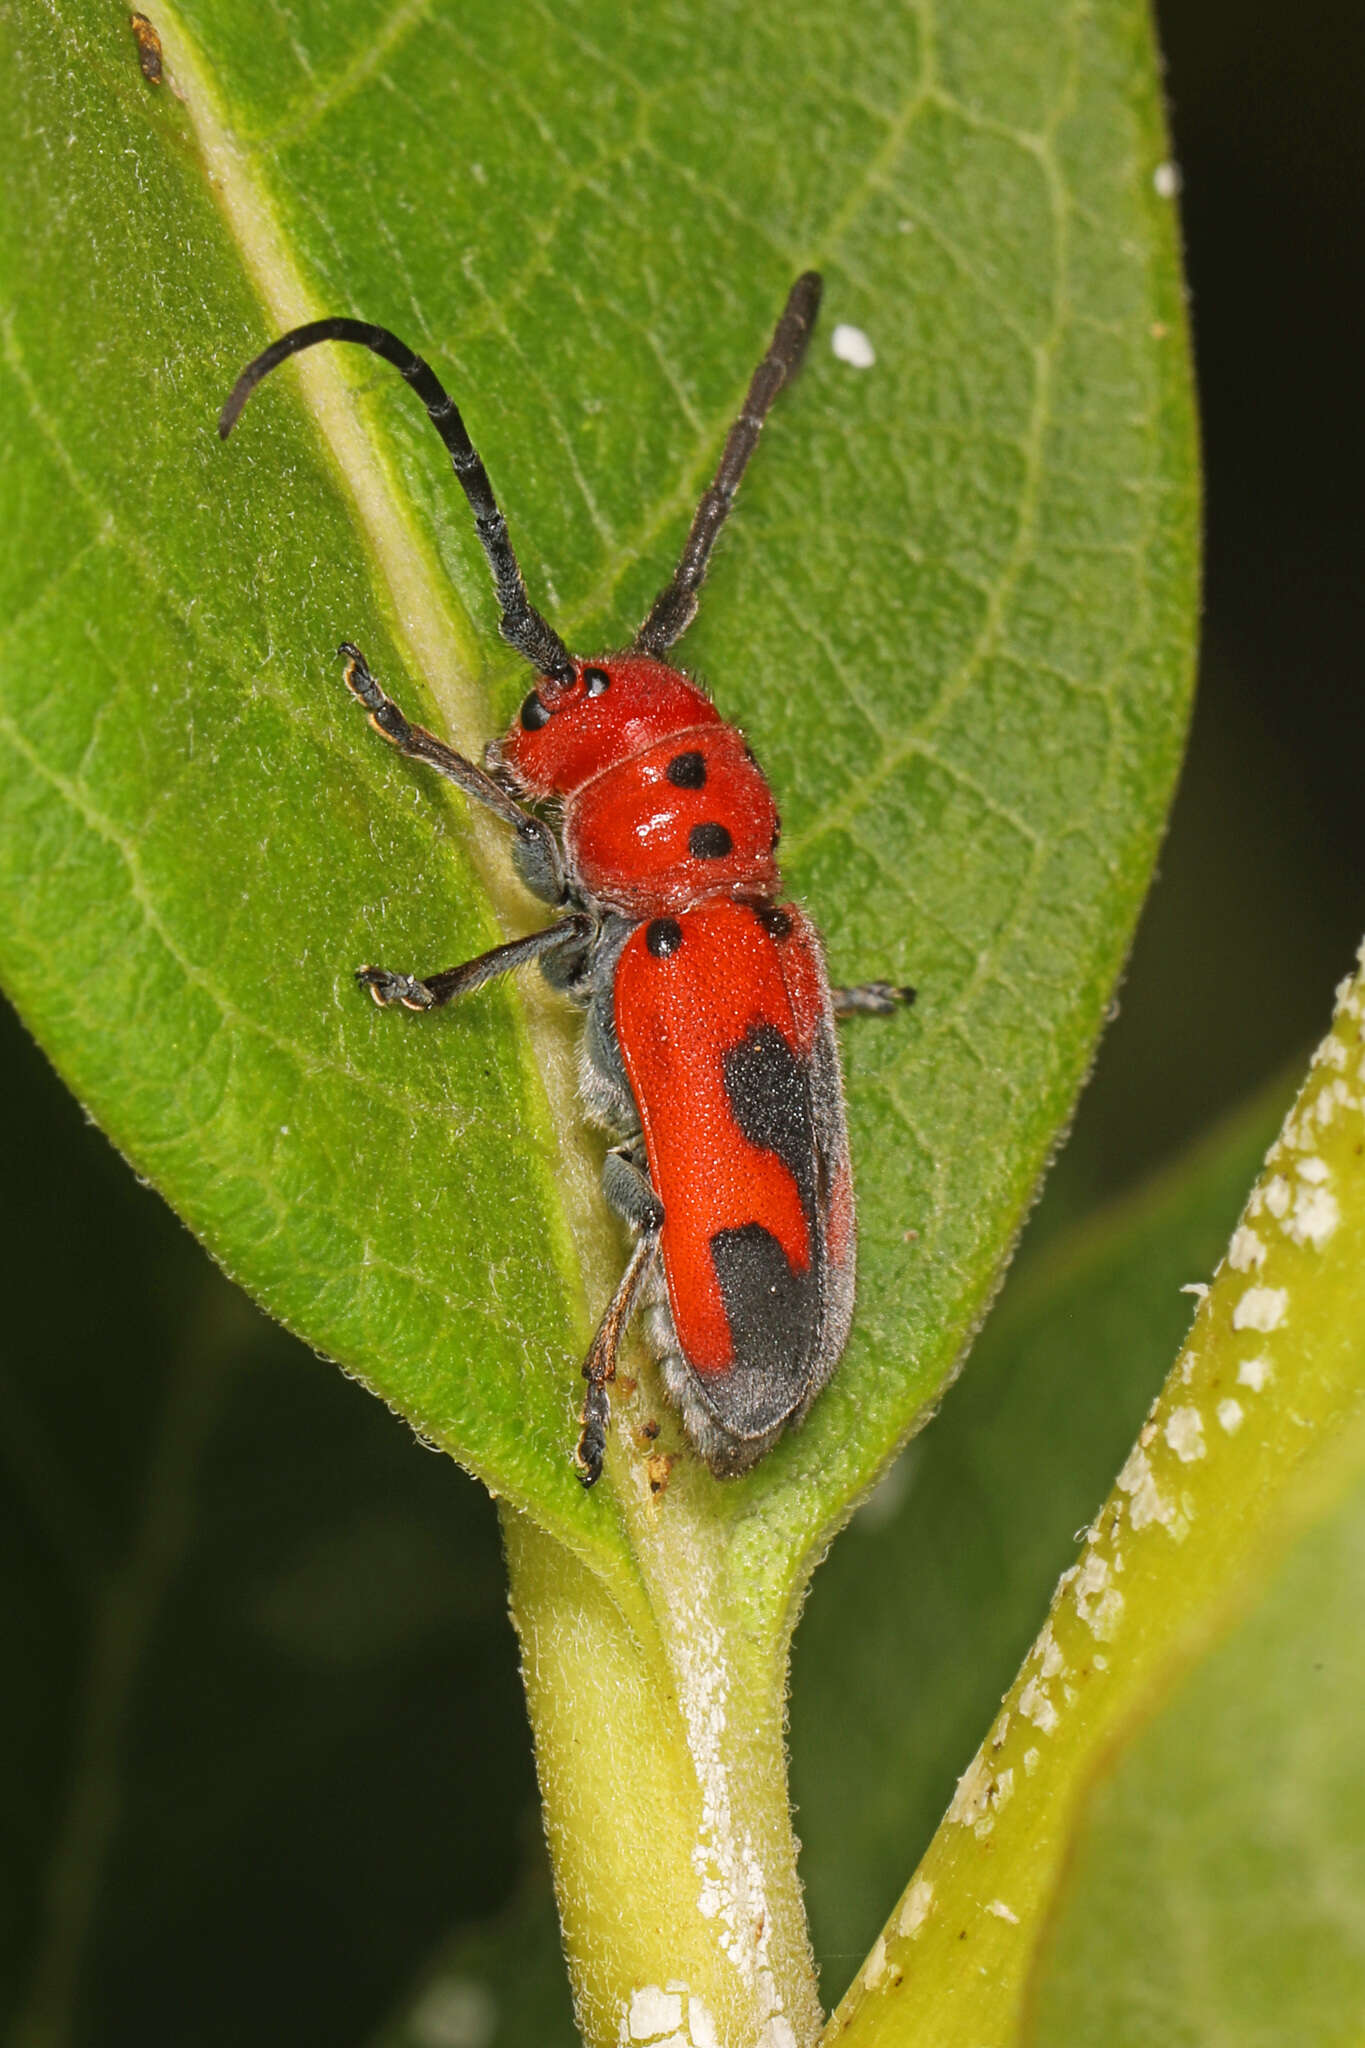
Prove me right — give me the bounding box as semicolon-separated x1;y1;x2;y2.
0;0;1195;1594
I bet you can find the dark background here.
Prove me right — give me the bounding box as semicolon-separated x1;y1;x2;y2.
3;3;1363;2041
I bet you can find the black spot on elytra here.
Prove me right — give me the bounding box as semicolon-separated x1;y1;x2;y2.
666;750;706;789
646;917;683;959
721;1022;815;1220
688;821;733;861
707;1222;817;1429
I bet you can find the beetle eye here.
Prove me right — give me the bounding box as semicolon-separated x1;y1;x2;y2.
520;689;552;731
581;665;611;696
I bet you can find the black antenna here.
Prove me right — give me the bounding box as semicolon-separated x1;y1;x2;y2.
219;320;575;686
635;272;823;658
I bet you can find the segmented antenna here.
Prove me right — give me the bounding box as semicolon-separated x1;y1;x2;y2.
219;320;575;685
635;272;823;657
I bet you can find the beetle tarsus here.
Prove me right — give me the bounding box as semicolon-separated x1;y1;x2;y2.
830;981;917;1018
574;1227;661;1485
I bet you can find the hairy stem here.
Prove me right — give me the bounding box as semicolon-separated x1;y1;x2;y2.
504;1497;821;2048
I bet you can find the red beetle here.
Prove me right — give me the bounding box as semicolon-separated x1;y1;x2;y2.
220;276;912;1485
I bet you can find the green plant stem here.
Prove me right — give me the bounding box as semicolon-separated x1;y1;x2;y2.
504;1490;821;2048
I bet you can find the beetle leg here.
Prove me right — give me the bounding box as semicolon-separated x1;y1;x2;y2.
830;981;917;1018
358;913;592;1010
576;1148;664;1486
576;1223;662;1488
338;642;566;902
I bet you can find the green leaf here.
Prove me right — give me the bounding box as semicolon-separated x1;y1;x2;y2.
1;1;1196;2034
0;0;1196;1567
823;955;1365;2045
1026;1412;1365;2047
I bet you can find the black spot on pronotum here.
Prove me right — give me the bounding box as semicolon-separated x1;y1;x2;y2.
646;917;684;959
754;904;793;942
688;822;733;861
666;750;706;789
520;689;551;731
582;665;611;696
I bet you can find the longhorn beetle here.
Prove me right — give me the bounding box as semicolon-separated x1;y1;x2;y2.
220;274;913;1486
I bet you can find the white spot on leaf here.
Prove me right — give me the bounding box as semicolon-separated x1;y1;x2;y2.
831;323;876;369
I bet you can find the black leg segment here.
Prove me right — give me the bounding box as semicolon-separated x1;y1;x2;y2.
830;981;916;1019
634;273;823;656
339;645;565;901
576;1226;661;1487
358;913;592;1011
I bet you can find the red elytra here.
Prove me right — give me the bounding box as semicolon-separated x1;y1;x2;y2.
219;276;913;1484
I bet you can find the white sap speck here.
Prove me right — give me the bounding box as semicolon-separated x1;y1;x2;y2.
1165;1406;1206;1462
1232;1286;1288;1332
630;1989;682;2040
1238;1355;1272;1392
1091;1588;1126;1639
1019;1677;1059;1732
1153;161;1181;198
1117;1445;1166;1530
863;1937;889;1991
1297;1155;1331;1183
687;2000;718;2048
1024;1746;1041;1775
1179;1282;1208;1301
948;1754;993;1825
994;1767;1015;1809
687;1998;720;2048
1072;1553;1110;1635
757;2019;797;2048
1290;1185;1340;1249
1264;1175;1292;1218
1218;1398;1245;1435
1039;1625;1065;1680
987;1899;1020;1925
898;1879;935;1938
831;323;876;369
1228;1226;1265;1272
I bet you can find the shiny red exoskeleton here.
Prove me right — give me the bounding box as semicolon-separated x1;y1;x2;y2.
220;276;912;1484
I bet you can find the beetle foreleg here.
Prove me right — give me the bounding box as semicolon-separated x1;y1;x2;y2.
338;643;566;902
357;913;592;1010
830;981;917;1018
576;1199;662;1489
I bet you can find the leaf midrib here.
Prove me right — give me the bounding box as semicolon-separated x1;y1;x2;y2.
151;1;651;1601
